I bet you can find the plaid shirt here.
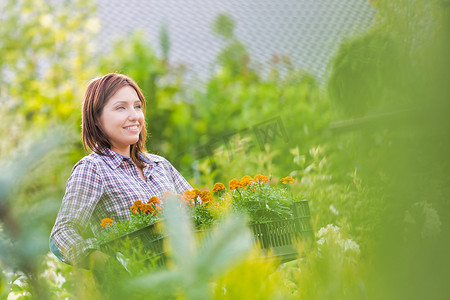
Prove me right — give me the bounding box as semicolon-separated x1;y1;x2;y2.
50;147;192;264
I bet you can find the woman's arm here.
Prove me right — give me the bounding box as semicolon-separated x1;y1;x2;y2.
50;159;104;265
167;159;193;194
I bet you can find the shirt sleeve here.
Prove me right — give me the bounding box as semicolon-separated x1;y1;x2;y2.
167;159;193;194
50;159;104;265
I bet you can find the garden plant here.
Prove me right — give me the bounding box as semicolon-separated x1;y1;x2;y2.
0;0;449;299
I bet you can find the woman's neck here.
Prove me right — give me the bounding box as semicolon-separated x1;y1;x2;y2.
110;146;131;158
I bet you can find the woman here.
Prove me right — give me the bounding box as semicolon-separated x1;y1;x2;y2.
50;73;192;268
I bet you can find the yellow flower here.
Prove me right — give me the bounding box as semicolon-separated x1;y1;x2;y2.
100;218;114;228
140;204;149;214
148;196;160;205
130;200;144;213
254;174;269;183
239;175;253;188
183;190;196;200
182;189;199;206
199;190;213;204
212;182;226;192
192;189;202;198
229;178;240;190
281;176;295;184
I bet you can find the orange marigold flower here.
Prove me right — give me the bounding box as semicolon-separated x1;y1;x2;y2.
212;182;226;193
239;175;253;188
133;200;144;206
100;218;114;228
281;176;295;184
130;200;144;213
254;174;269;183
199;190;213;204
149;204;157;214
141;204;156;214
148;196;160;205
192;188;201;198
183;190;196;200
229;178;240;190
200;190;212;198
140;204;149;214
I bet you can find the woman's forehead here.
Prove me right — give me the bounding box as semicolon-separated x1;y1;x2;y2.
107;86;141;103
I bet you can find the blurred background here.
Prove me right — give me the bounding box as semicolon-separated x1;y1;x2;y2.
0;0;448;299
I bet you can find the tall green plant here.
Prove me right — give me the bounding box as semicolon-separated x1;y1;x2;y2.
122;195;252;300
0;0;98;126
0;128;68;299
327;1;450;299
98;31;194;157
0;0;99;213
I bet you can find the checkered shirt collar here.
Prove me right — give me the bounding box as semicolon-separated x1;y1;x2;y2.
98;147;161;169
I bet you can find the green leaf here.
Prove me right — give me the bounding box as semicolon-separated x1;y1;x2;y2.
164;195;195;269
195;215;251;276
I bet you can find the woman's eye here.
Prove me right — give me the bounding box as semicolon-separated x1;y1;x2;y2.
116;106;125;110
135;105;142;109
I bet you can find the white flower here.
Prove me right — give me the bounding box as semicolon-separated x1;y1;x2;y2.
342;238;360;254
329;204;339;215
316;224;360;255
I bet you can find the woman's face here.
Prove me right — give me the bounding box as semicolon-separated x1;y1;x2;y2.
98;85;145;156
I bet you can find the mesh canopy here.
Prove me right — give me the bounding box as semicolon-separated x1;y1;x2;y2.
96;0;375;82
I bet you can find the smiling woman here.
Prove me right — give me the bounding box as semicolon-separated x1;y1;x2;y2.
49;73;193;268
98;86;145;157
81;74;148;170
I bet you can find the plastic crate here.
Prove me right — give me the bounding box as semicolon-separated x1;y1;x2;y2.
250;200;314;262
100;221;167;266
100;200;313;265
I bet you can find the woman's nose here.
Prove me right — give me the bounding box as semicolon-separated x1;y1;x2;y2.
128;109;139;120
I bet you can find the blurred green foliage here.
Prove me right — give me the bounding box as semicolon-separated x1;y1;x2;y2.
0;0;98;126
98;30;194;158
231;178;297;223
327;1;450;299
1;0;449;299
97;13;327;182
120;196;253;300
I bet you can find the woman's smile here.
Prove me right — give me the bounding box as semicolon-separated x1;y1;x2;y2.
123;125;140;132
99;85;145;156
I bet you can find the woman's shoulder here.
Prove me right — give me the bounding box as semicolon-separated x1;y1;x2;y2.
76;152;102;164
71;152;104;171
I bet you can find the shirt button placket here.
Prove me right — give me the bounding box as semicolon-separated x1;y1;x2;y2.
133;162;152;196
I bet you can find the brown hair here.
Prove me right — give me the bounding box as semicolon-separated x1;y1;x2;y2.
82;73;147;169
